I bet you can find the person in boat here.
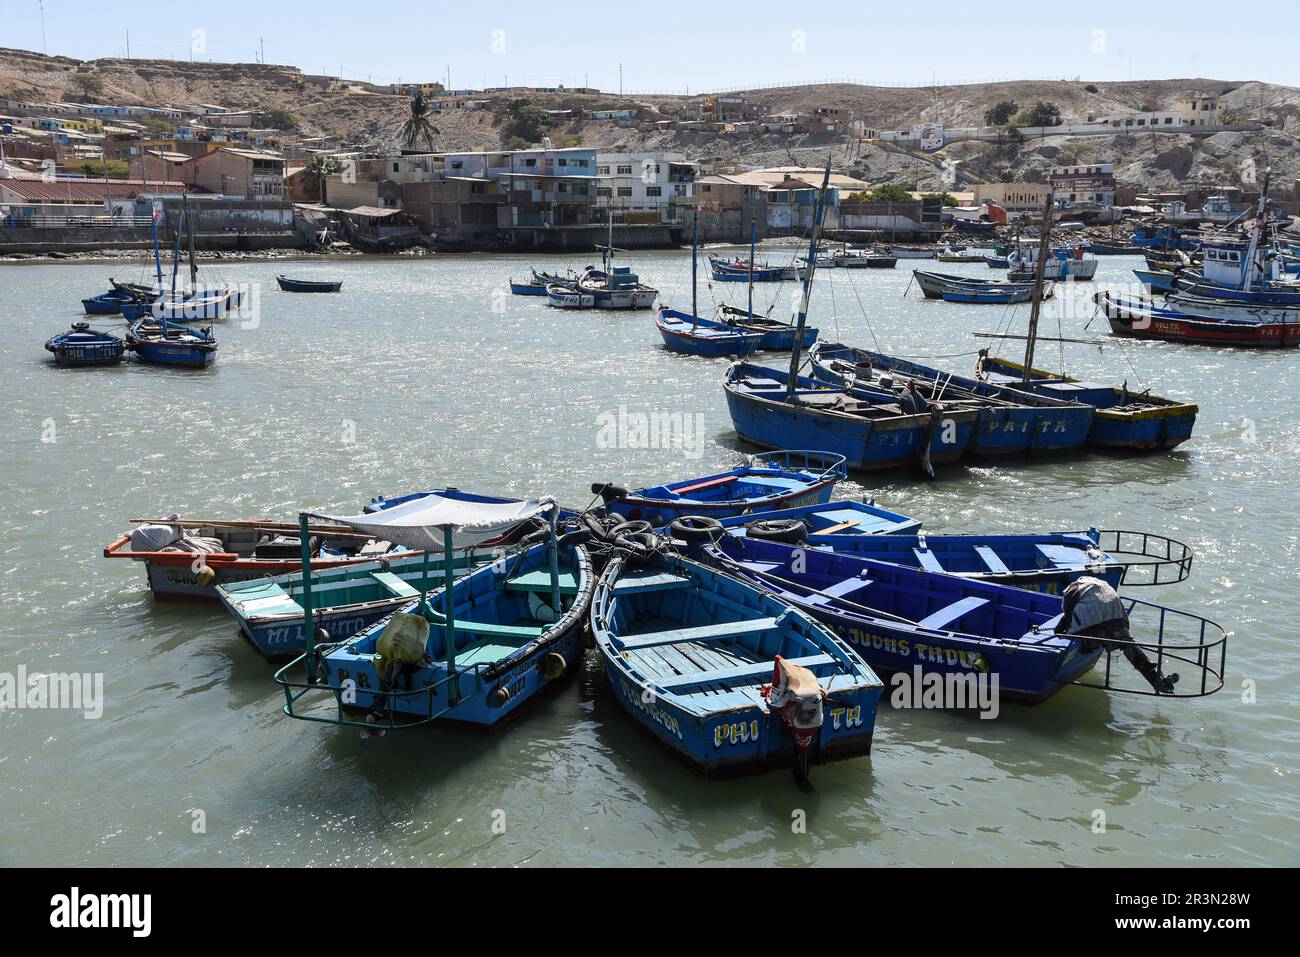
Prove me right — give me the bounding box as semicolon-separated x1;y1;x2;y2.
899;379;929;415
1055;576;1179;694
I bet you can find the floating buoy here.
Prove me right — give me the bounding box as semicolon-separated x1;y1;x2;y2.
488;685;512;708
539;652;566;680
195;565;215;587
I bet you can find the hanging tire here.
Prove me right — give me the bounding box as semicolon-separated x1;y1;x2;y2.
745;518;808;545
609;520;651;538
539;652;567;680
668;515;724;543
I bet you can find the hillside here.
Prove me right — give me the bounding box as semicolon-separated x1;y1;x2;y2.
3;48;1298;192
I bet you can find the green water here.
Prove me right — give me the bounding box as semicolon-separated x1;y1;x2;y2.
1;252;1295;866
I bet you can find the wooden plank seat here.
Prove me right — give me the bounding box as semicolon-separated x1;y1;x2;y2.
739;559;783;573
655;653;835;692
813;518;861;536
972;545;1011;575
619;617;780;651
913;547;945;573
370;571;420;599
672;474;739;495
504;569;579;594
917;596;990;631
612;572;693;595
802;576;873;608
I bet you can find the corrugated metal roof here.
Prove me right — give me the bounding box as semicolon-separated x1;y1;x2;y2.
0;178;190;201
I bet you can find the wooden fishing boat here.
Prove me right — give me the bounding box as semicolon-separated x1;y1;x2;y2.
579;266;659;309
1086;241;1145;255
935;248;985;263
591;551;883;779
716;305;818;350
126;319;218;368
596;449;847;527
511;270;577;296
277;275;343;293
1166;292;1300;325
1133;268;1178;293
941;283;1044;304
829;247;896;268
276;496;594;731
1096;291;1300;348
546;283;594;309
655;307;764;356
81;289;138;315
109;278;159;300
890;245;937;259
708;499;922;538
709;255;807;282
1007;240;1098;281
912;270;1040;300
809;342;1094;457
44;322;126;366
704;536;1226;702
217;550;488;660
975;352;1199;450
104;516;416;602
983;255;1010;269
951;218;997;234
724;361;980;473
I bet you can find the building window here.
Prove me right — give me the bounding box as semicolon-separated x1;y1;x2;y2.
558;158;567;166
525;158;537;166
596;187;612;197
617;187;632;197
645;186;662;197
392;162;399;173
617;165;632;175
597;166;609;175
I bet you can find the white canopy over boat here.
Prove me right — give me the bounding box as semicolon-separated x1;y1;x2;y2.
306;494;557;551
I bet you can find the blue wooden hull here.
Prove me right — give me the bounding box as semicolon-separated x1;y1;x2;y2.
1133;269;1177;292
705;537;1103;703
302;543;594;729
130;337;217;368
712;499;923;537
655;307;763;356
509;281;548;296
82;293;134;315
606;450;844;526
593;553;883;777
725;365;978;471
1174;276;1300;306
45;326;126;366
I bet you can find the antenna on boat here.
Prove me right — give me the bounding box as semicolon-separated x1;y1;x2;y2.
690;206;699;330
1021;193;1055;383
785;158;832;399
748;215;756;322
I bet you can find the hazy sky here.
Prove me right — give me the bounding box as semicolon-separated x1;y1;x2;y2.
6;0;1295;92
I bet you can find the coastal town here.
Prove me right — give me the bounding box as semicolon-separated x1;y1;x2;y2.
2;48;1297;255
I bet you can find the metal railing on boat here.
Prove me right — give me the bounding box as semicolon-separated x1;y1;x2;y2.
1064;596;1228;698
273;648;492;731
1097;529;1195;586
747;449;849;481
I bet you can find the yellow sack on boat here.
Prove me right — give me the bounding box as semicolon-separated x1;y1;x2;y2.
376;612;429;664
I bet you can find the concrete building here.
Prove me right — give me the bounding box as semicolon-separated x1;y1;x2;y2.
594;152;696;224
973;182;1052;217
1049;163;1116;208
1176;95;1219;127
878;124;946;151
185;147;286;199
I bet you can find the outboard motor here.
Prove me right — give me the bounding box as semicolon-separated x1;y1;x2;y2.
591;482;628;505
763;655;828;786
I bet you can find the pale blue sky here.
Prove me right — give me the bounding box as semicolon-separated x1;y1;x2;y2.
7;0;1295;92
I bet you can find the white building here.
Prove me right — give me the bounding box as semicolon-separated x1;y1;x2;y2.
878;124;946;151
595;152;697;223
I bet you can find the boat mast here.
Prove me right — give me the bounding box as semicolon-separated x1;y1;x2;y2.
1021;193;1055;382
150;205;164;293
1242;168;1269;294
185;195;198;293
691;206;698;323
747;215;756;322
785;159;832;399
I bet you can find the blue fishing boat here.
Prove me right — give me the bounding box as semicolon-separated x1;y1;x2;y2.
217;549;490;660
912;270;1046;302
596;449;846;527
656;308;764;356
657;213;815;355
1129;224;1197;251
709;255;806;282
704;536;1226;702
725;362;980;473
809;342;1095;457
44;322;126;366
1133;268;1178;293
975;352;1198;450
81;289;138;315
1096;290;1300;348
709;499;923;539
275;495;594;731
509;276;550;296
984;255;1010;269
591;551;883;780
127;320;218;368
951;218;997;234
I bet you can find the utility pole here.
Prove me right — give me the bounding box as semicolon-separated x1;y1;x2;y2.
38;1;47;55
446;64;451;92
126;29;130;58
619;63;623;95
259;37;265;64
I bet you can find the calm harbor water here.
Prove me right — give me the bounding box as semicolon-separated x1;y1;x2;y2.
2;250;1296;867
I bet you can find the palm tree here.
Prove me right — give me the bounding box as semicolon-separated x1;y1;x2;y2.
304;154;337;205
399;91;440;151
